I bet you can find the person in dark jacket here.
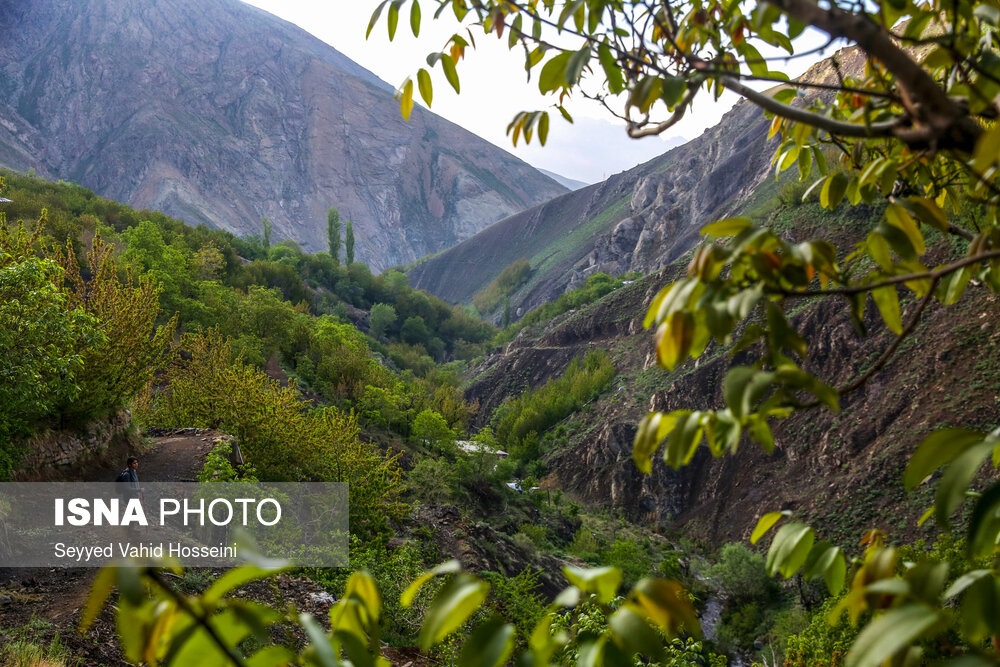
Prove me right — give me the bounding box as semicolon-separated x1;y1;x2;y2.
122;457;143;499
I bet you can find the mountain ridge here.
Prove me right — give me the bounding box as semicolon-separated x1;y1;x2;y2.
0;0;567;270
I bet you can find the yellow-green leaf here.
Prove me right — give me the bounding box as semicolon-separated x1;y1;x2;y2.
701;217;752;237
845;605;941;667
871;285;902;334
751;511;788;544
417;68;433;106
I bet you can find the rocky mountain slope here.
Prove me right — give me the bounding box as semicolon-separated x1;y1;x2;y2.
405;52;871;318
463;201;1000;545
0;0;566;270
407;96;775;314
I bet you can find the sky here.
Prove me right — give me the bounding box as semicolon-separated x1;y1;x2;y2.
242;1;828;184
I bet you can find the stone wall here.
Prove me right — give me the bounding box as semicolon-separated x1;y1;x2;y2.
13;411;134;479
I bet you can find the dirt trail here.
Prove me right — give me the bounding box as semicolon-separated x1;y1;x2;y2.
0;431;216;664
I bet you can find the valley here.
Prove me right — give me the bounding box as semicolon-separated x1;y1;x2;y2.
2;0;1000;665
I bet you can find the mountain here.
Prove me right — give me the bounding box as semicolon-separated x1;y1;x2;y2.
537;169;589;191
0;0;566;270
407;96;775;316
405;55;860;317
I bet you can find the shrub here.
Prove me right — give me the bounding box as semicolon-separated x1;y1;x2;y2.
472;258;532;313
151;331;407;537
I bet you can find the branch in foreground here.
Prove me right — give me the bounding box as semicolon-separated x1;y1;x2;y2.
780;249;1000;297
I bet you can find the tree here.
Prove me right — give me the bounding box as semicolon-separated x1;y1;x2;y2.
411;408;456;453
345;219;355;264
261;216;272;249
369;302;397;339
327;207;341;264
372;0;1000;663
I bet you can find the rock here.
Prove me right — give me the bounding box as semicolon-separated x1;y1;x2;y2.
0;0;566;271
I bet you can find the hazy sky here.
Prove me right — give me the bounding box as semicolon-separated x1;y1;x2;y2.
242;1;827;184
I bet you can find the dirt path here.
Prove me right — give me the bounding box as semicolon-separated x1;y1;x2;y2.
0;431;217;664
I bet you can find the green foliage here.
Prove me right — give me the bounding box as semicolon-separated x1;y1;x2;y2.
494;272;631;346
407;456;454;504
473;258;531;314
261;216;272;249
601;538;651;588
327;207;340;263
312;536;431;645
0;618;76;667
493;349;614;461
569;526;603;563
706;543;777;605
152;331;407;536
411;408;456;454
0;241;100;476
345;219;355;265
198;438;259;482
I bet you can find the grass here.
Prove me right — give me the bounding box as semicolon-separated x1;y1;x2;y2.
0;616;79;667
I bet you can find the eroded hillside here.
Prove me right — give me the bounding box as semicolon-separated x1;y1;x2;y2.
464;199;1000;546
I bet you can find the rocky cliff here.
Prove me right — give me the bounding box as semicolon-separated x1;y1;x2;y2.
464;214;1000;544
0;0;566;270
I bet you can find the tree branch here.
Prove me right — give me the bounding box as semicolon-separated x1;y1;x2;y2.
147;569;249;667
779;249;1000;297
719;74;903;138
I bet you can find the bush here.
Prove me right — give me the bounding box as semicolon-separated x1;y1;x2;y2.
151;332;407;537
705;542;777;604
472;258;532;313
492;349;615;461
601;538;650;586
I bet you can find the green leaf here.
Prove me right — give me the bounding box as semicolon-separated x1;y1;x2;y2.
539;51;573;93
419;573;490;649
845;605;941;667
655;311;694;371
203;566;281;607
609;607;664;660
564;566;622;604
597;44;623;94
937;267;970;305
410;0;421;37
246;646;296;667
904;197;948;232
458;618;515;667
301;613;340;667
387;1;400;40
538;112;550;146
630;578;701;638
871;285;902;334
968;483;1000;559
367;1;389;39
664;411;703;469
80;567;117;633
885;203;925;255
661;76;686;108
944;569;993;599
701;217;752;237
417;68;433;106
960;575;1000;641
440;54;460;93
904;428;984;490
820;172;848;209
751;511;789;544
936;440;995;528
766;522;814;578
401;559;462;607
633;411;673;474
566;47;591;85
399;78;415;120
